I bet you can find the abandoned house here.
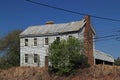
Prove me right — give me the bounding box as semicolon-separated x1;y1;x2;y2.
20;16;114;67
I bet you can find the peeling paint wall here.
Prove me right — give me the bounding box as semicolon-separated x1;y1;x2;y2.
20;31;84;67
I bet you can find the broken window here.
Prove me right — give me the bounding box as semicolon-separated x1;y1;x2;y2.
34;38;37;46
45;38;49;45
25;54;28;63
34;54;38;63
25;39;28;46
56;37;60;41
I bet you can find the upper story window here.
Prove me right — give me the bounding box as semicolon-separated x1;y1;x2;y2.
34;54;38;63
56;37;60;41
69;35;72;38
25;54;28;63
34;38;37;46
45;38;49;45
25;39;28;46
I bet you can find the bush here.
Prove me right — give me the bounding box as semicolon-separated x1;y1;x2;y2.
115;57;120;66
48;37;89;75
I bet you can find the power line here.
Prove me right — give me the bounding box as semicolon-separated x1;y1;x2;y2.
92;33;120;42
84;34;120;42
117;30;120;32
95;37;116;42
25;0;120;41
95;34;120;40
116;37;120;41
80;33;120;43
26;0;120;22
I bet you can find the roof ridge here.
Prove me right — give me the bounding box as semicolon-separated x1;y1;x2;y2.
20;19;86;37
28;19;85;28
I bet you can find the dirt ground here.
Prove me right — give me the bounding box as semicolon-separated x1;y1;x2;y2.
0;65;120;80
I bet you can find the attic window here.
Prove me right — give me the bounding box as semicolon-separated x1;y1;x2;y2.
25;39;28;46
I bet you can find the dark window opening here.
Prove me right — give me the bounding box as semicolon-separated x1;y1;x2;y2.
45;56;48;67
95;59;113;65
95;59;103;65
56;37;60;41
45;38;49;45
69;35;72;38
34;54;38;63
25;39;28;46
34;38;37;46
25;54;28;63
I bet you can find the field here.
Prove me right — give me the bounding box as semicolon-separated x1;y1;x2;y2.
0;65;120;80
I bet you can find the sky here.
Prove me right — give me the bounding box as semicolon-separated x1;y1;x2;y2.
0;0;120;58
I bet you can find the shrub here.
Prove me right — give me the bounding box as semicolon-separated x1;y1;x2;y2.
48;37;89;75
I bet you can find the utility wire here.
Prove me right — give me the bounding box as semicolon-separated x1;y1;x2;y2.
117;30;120;32
95;38;114;42
26;0;120;22
95;34;120;40
86;34;120;42
116;37;120;41
25;0;120;41
81;33;120;42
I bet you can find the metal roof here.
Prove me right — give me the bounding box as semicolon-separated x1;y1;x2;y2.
20;19;86;37
95;50;114;62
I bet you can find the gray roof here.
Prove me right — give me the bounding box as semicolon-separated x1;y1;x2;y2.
95;50;114;62
20;19;86;37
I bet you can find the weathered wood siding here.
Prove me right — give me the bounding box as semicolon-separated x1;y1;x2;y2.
20;32;84;67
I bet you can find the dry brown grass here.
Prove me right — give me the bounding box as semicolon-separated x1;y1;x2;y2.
0;65;120;80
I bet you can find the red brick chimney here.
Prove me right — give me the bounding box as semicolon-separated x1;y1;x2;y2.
84;15;94;66
46;21;54;25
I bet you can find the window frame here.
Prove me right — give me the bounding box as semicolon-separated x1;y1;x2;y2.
69;35;72;38
34;54;38;63
25;54;28;63
34;38;37;46
25;39;28;46
45;38;49;45
56;37;60;41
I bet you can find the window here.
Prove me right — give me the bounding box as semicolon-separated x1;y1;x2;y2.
45;38;49;45
69;35;72;38
56;37;60;41
25;39;28;46
45;56;48;67
34;54;38;63
34;38;37;46
25;54;28;63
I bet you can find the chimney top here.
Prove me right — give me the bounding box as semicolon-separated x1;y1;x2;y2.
85;15;90;20
85;15;90;24
46;21;54;24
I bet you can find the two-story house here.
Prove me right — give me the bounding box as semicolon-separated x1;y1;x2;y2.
20;16;114;67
